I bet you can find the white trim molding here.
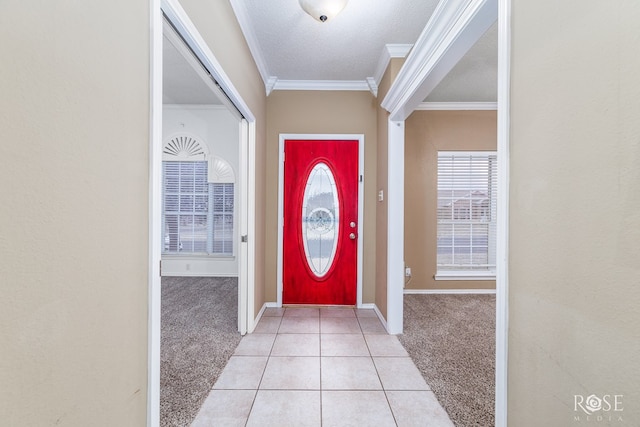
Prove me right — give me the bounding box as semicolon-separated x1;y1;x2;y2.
148;1;163;425
272;79;371;92
371;43;413;91
495;0;511;425
228;0;271;90
435;273;497;281
381;0;498;121
386;120;405;335
404;289;496;295
417;101;498;110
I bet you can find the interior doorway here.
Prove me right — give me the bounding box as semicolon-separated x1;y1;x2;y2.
149;0;257;424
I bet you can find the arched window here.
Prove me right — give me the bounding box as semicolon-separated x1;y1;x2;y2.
162;134;235;255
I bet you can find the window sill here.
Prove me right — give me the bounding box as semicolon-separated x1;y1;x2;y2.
435;271;496;281
162;253;235;260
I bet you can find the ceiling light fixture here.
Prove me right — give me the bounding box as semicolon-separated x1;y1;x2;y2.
299;0;349;23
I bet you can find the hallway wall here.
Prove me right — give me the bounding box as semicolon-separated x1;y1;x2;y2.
266;90;378;305
404;110;497;291
509;0;640;424
0;1;150;424
0;0;267;424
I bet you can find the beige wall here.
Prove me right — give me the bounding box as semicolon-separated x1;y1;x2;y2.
509;0;640;424
0;0;267;424
178;0;268;318
0;0;150;424
266;90;378;304
404;110;497;291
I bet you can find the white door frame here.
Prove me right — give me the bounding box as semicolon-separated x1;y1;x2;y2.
149;0;257;424
276;134;365;307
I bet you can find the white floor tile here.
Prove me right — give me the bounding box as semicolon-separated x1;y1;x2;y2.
234;333;276;356
284;307;320;317
365;334;409;356
260;356;320;390
321;317;362;334
213;356;268;390
358;317;388;334
321;357;382;390
279;316;320;333
253;316;282;333
322;391;396;426
386;390;454;426
321;334;369;357
373;357;430;391
271;333;320;356
191;390;256;427
320;307;356;318
246;390;321;427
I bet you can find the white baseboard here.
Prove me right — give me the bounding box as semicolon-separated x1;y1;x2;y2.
359;303;390;333
404;289;496;295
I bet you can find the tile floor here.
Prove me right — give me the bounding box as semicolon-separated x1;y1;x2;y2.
191;307;453;427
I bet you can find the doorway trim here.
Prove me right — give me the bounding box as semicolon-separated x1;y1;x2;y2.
277;134;365;307
149;0;257;424
379;0;508;424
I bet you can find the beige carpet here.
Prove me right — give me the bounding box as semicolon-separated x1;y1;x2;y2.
161;277;242;427
399;294;496;427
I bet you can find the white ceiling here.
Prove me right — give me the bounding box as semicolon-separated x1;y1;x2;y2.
163;34;223;105
233;0;497;102
163;0;498;104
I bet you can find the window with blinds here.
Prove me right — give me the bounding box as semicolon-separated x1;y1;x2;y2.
162;161;234;255
437;151;497;278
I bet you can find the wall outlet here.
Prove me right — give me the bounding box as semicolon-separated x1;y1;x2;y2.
405;267;412;277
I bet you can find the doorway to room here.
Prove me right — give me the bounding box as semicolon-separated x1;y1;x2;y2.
149;1;257;424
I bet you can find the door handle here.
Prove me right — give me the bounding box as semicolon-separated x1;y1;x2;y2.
349;233;356;240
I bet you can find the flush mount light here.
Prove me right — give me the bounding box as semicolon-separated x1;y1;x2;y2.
299;0;349;22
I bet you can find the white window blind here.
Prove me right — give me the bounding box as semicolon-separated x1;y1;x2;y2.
162;161;234;255
211;183;234;254
437;151;497;277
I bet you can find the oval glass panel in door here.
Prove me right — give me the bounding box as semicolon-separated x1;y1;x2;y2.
302;162;340;278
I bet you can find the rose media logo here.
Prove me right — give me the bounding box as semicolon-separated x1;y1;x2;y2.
573;394;624;423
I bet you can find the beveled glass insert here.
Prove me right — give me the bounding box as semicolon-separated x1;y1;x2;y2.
302;162;339;277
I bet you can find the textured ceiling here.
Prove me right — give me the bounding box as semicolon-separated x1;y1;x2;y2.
426;22;498;102
163;1;498;104
239;0;440;81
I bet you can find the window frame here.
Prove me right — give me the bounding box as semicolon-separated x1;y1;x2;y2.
435;150;497;281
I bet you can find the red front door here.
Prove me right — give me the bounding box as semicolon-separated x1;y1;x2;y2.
283;138;358;305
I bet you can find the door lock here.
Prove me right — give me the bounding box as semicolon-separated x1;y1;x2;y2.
349;233;356;240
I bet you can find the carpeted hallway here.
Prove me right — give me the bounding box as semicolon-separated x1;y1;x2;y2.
161;280;495;426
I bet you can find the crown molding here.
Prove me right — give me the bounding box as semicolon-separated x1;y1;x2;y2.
366;77;378;97
372;44;413;89
381;0;498;121
229;0;271;91
416;101;498;110
272;79;371;92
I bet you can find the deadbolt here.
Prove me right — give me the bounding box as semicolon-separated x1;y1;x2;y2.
349;233;356;240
